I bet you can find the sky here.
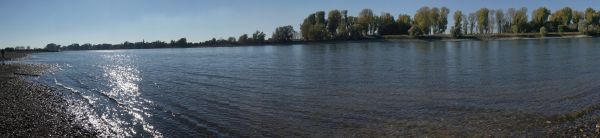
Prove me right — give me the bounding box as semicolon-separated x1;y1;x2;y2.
0;0;598;48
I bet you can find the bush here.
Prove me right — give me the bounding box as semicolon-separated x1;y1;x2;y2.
558;25;568;35
579;24;599;35
539;27;548;37
511;26;519;33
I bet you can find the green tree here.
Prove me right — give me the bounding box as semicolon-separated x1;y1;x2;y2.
300;12;329;41
358;9;374;35
397;14;412;35
451;10;463;37
506;8;516;33
371;15;381;35
252;31;266;42
436;7;450;34
336;10;350;39
378;12;397;35
572;11;584;30
462;15;469;35
300;13;317;40
531;7;550;32
552;7;573;26
414;6;432;35
238;34;249;43
476;8;490;34
348;16;363;39
468;13;476;34
495;9;505;33
227;37;236;43
453;10;463;28
45;43;61;51
327;10;342;38
272;25;296;42
584;8;599;25
176;38;187;47
315;11;326;25
511;7;528;33
429;7;440;34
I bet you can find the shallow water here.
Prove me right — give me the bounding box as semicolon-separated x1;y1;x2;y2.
24;38;600;137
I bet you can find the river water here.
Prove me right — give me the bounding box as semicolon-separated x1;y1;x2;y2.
24;38;600;137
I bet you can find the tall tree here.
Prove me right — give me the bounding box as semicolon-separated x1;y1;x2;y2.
378;12;397;35
506;8;516;31
468;13;476;34
175;38;187;47
45;43;61;51
227;37;236;43
358;9;375;35
301;12;329;40
451;10;463;37
300;13;317;40
488;10;496;33
453;10;463;28
272;25;296;42
429;7;440;34
437;7;450;34
550;7;573;32
511;7;528;33
315;11;326;25
462;15;469;35
397;14;412;35
238;34;249;43
336;10;350;39
584;8;599;25
476;8;490;34
531;7;550;32
572;10;584;30
252;31;266;42
552;7;573;26
348;16;363;39
495;9;505;33
414;6;432;35
327;10;342;39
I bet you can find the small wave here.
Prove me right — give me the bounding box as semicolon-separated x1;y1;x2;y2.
52;78;116;136
54;78;96;107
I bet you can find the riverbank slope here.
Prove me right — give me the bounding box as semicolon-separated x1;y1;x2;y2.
0;54;94;137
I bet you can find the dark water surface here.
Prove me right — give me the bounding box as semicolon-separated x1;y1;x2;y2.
24;38;600;137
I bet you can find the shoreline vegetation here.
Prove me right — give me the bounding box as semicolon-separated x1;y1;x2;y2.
3;6;600;52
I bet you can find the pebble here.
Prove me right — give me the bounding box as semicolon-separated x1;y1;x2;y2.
1;63;95;137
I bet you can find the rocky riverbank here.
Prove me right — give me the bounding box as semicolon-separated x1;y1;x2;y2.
0;55;94;137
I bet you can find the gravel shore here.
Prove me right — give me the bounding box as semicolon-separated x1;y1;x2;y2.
1;53;95;137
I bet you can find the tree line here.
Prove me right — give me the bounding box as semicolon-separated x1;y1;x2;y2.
300;6;600;40
9;6;598;51
38;28;299;51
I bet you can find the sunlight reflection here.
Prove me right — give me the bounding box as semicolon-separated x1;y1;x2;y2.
99;54;163;137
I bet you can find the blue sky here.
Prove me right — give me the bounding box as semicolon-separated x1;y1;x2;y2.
0;0;598;48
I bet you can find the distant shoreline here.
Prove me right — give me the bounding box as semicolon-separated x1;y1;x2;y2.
183;33;599;47
4;33;598;52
